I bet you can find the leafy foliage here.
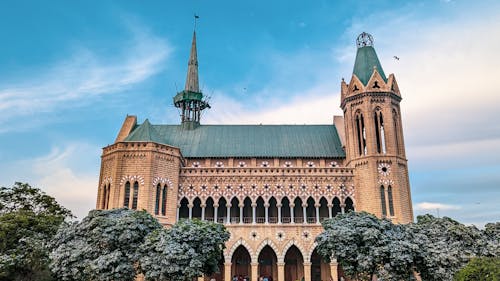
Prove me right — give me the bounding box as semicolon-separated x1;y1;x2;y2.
49;208;162;281
140;219;230;281
409;215;491;281
316;212;417;280
0;182;72;281
316;212;499;281
454;257;500;281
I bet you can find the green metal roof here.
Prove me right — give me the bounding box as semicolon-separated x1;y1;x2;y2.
352;46;387;85
124;123;345;158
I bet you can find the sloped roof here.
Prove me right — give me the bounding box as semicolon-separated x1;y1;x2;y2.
124;123;345;158
353;46;387;85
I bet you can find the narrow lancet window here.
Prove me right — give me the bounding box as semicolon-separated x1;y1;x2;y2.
374;111;381;153
101;185;107;209
380;185;387;216
393;109;400;154
356;115;362;155
105;185;110;209
132;181;139;210
388;186;394;216
155;184;161;215
161;185;167;216
361;115;367;155
124;181;130;208
380;113;386;154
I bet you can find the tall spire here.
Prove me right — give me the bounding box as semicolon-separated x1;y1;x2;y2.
352;32;387;85
185;31;200;93
173;25;210;128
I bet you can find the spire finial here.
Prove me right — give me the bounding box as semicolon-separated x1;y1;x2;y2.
356;32;374;48
194;14;199;31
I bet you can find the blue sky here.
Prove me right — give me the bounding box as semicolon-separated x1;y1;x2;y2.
0;0;499;226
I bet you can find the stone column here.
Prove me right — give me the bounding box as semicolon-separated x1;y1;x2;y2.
224;262;232;281
251;262;258;281
303;262;311;281
264;203;269;224
176;205;180;221
188;204;193;220
328;204;333;218
290;203;295;224
214;204;219;223
201;204;206;221
227;204;231;224
341;204;345;214
277;204;282;224
239;204;244;224
277;262;285;281
302;203;307;224
252;204;257;224
315;204;320;224
330;259;338;281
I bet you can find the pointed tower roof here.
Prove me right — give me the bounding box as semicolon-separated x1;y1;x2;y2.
184;31;199;93
124;119;161;142
352;32;387;85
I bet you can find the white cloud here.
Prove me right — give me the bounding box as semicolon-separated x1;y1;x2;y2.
0;25;171;132
0;143;100;219
414;202;461;211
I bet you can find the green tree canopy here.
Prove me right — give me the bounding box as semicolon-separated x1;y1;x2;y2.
454;257;500;281
0;182;73;281
140;219;230;281
49;208;162;281
315;212;418;281
409;214;491;281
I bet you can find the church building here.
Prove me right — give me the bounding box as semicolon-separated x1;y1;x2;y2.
96;31;413;281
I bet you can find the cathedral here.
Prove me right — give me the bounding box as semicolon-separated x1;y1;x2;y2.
96;31;413;281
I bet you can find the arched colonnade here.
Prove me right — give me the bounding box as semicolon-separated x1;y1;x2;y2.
178;196;355;224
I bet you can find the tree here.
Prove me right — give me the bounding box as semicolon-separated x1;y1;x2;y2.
0;182;73;281
49;208;162;281
454;257;500;281
140;219;230;281
315;212;417;281
409;214;489;281
483;222;500;257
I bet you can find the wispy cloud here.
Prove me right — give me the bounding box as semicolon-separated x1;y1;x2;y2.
0;24;171;132
414;202;461;211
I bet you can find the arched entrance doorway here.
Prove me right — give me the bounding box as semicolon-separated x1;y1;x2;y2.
231;245;251;280
284;245;304;281
310;249;331;281
258;245;277;281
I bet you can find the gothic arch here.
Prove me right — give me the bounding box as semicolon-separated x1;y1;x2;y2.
307;242;318;263
225;238;255;263
255;238;280;263
152;177;173;189
279;239;307;263
119;175;145;186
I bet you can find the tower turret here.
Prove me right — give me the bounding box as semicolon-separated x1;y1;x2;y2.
173;31;210;128
341;32;413;223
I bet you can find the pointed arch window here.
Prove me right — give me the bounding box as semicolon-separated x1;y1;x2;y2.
105;184;111;209
132;181;139;210
101;185;107;209
124;181;131;208
155;184;161;215
374;110;387;154
388;185;394;216
355;113;367;155
161;185;167;216
380;185;387;216
393;109;401;154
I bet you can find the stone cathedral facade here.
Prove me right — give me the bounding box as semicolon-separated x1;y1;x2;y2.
96;31;413;281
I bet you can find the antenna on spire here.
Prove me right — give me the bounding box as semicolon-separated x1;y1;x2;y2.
194;14;200;30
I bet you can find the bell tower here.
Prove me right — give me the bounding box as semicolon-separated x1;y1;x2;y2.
341;32;413;223
173;30;210;129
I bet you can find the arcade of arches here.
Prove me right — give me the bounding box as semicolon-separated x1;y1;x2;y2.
178;196;354;224
203;244;348;281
